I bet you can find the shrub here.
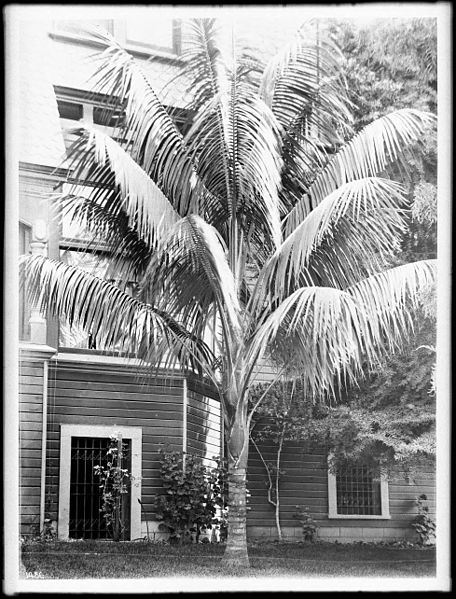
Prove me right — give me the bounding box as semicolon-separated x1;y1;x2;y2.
153;449;227;544
293;506;318;542
411;493;436;546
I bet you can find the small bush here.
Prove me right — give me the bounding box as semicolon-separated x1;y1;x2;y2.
293;505;318;542
411;494;436;546
152;449;227;544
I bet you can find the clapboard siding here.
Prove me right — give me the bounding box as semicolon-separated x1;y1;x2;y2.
19;354;46;536
44;360;222;528
247;439;436;540
186;390;222;464
46;362;186;523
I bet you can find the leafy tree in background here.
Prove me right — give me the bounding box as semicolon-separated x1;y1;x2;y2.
329;17;436;127
317;17;437;471
21;18;436;566
249;21;438;533
331;17;437;264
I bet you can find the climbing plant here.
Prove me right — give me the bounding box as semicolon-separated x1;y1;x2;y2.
94;435;131;542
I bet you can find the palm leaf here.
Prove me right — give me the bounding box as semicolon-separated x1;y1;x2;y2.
85;27;211;216
284;109;436;235
346;259;437;360
142;215;242;348
253;177;407;310
59;193;152;282
179;18;230;112
186;80;283;254
20;254;216;378
246;286;366;396
64;126;180;249
260;23;353;143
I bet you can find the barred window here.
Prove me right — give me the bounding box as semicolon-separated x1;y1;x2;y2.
328;460;390;519
336;464;382;516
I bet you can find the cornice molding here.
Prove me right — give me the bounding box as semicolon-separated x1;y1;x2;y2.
49;32;184;65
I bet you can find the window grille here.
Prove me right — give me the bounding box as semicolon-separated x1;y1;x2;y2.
69;436;131;539
336;464;382;516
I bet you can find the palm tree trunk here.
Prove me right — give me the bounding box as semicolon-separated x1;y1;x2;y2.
223;406;250;568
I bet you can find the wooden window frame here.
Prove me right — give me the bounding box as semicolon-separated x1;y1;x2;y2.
58;424;142;540
327;458;390;520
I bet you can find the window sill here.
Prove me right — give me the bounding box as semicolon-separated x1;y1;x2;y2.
327;513;391;520
55;348;140;364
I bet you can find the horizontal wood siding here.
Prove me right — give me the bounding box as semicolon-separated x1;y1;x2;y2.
19;357;44;536
186;390;222;466
46;362;185;524
45;362;222;528
251;357;282;384
247;440;436;540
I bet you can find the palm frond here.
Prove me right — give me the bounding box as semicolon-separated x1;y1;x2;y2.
246;286;366;396
142;215;243;346
85;27;207;215
65;126;180;249
186;80;283;253
59;193;152;282
260;23;353;144
284;109;436;235
346;259;437;360
179;18;230;112
247;259;436;396
253;177;407;310
20;253;216;378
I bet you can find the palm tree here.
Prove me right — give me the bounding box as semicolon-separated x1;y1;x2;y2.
21;19;436;566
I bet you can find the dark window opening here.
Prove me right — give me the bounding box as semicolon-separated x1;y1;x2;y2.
57;100;83;121
93;105;125;128
166;106;194;137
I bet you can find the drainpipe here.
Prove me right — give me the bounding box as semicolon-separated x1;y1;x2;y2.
39;360;49;533
182;379;188;471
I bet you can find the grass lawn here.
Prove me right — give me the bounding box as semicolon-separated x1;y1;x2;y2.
21;540;436;579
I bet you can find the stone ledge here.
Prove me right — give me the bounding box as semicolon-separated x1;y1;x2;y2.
247;525;416;543
19;343;57;359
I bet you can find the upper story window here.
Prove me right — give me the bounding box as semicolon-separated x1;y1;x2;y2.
56;87;124;134
55;86;191;152
328;461;390;519
120;16;181;55
52;15;181;57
